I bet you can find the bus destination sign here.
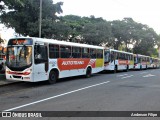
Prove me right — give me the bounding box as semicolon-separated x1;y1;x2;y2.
8;39;33;45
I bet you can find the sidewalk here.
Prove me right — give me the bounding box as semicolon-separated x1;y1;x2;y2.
0;73;18;86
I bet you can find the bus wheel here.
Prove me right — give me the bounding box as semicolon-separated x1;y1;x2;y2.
140;65;142;70
48;71;58;84
145;65;147;70
86;67;92;78
0;65;2;71
125;65;129;72
114;66;117;73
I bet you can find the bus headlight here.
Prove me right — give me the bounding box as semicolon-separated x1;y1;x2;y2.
23;69;32;75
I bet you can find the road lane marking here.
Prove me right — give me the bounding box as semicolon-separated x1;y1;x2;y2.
140;72;148;74
121;75;134;79
143;74;155;78
4;81;110;111
117;74;128;77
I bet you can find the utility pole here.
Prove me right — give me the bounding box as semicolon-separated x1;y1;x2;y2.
39;0;42;38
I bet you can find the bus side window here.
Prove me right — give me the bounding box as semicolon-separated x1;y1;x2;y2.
35;45;48;64
138;57;141;63
49;44;59;58
116;52;118;59
119;53;122;59
111;51;114;62
60;45;71;58
72;47;81;58
105;51;110;62
82;48;90;58
97;49;103;58
126;54;128;60
90;49;97;59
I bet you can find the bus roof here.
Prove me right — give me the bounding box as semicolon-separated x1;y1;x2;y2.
106;48;133;55
8;37;104;49
133;54;150;58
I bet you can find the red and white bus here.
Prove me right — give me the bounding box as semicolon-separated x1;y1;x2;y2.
0;46;6;71
133;54;150;70
5;37;104;83
149;57;160;69
0;53;6;71
104;49;134;72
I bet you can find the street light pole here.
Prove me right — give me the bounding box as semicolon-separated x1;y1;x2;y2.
39;0;42;38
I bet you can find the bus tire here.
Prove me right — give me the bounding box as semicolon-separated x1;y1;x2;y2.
114;65;117;73
0;65;2;71
86;67;92;78
125;65;129;72
145;65;147;70
48;71;58;84
140;65;142;70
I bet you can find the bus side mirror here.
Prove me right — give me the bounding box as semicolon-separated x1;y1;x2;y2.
1;47;7;55
3;47;7;54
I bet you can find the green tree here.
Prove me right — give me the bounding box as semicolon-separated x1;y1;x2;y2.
60;15;85;42
82;21;113;45
0;0;63;37
111;20;124;50
111;18;138;51
0;0;24;11
156;35;160;49
58;15;107;43
111;18;159;56
133;26;158;56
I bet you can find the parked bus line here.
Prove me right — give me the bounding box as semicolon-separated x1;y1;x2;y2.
4;37;160;84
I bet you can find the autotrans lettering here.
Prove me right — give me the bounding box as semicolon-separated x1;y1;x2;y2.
58;58;91;71
118;60;129;65
62;61;84;65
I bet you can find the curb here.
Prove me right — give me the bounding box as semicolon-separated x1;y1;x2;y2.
0;74;21;86
0;74;6;80
0;81;21;87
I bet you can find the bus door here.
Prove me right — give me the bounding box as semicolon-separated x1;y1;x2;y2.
34;43;49;81
111;51;115;65
104;50;111;65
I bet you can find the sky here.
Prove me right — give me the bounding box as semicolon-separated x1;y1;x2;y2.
54;0;160;32
0;0;160;41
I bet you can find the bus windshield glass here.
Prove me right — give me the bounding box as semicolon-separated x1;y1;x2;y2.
6;46;32;70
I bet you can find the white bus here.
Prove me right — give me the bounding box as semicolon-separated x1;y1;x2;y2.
0;53;6;71
149;57;160;69
5;37;104;83
133;54;150;70
0;46;6;72
104;49;134;72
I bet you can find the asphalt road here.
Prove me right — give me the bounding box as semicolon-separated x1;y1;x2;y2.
0;69;160;120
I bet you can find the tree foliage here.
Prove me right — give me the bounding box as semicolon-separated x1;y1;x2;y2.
0;0;24;10
0;0;63;37
82;21;113;45
0;0;160;57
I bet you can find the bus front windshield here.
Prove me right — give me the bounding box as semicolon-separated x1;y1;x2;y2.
6;46;32;70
